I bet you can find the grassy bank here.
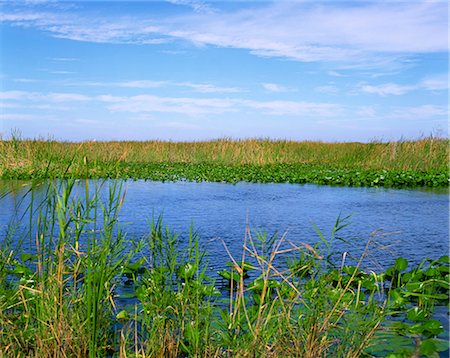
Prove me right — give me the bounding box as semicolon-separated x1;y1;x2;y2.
0;180;449;357
0;136;448;187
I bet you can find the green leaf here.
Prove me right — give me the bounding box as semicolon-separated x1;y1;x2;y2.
389;289;405;307
217;269;240;282
407;306;429;322
116;310;129;321
420;339;437;356
394;257;408;271
177;262;197;280
13;265;31;275
20;253;35;262
421;319;444;336
119;291;137;299
125;257;146;272
429;338;450;352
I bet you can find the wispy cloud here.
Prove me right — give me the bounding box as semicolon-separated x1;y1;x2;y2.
118;80;167;89
97;94;342;117
1;89;343;118
166;0;216;14
387;105;448;120
0;113;53;121
327;71;345;77
51;57;78;61
49;70;76;75
239;99;342;117
262;83;289;93
1;1;446;66
420;74;448;91
180;82;242;93
356;106;377;118
360;74;448;96
315;85;339;95
360;83;416;96
68;79;243;93
101;94;238;116
0;90;91;102
154;120;201;130
13;78;38;83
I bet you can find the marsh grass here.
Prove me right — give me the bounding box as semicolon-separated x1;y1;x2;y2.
0;181;448;357
0;135;448;185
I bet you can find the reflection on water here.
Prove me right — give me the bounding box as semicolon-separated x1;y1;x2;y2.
0;179;448;270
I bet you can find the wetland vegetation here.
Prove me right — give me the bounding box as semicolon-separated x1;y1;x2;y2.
0;136;448;187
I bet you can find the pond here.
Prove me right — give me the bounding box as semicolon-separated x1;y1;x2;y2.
1;179;448;270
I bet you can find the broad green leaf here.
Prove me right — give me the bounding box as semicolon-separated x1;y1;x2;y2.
394;257;408;271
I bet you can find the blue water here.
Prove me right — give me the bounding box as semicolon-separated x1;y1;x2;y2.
1;180;448;271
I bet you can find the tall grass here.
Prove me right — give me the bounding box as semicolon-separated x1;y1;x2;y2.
1;135;448;180
0;179;133;357
0;181;448;357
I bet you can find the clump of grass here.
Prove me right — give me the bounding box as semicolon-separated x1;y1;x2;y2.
0;179;133;357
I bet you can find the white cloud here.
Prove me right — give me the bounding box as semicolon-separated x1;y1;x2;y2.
262;83;288;93
163;1;447;63
180;82;242;93
49;70;76;75
43;92;91;102
1;1;446;66
420;74;448;91
315;85;339;95
100;94;238;116
154;120;201;130
360;83;416;96
387;105;448;120
13;78;38;83
3;90;445;124
0;113;52;121
166;0;216;14
23;0;57;5
51;57;78;61
98;93;342;117
0;90;91;102
0;91;31;100
356;106;377;118
119;80;167;89
69;79;243;93
327;71;345;77
238;99;342;117
0;13;45;21
0;87;342;118
74;118;101;125
360;74;448;96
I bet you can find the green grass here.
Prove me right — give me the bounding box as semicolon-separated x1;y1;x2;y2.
0;136;448;187
0;180;448;357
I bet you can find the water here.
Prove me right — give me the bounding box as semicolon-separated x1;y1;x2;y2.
0;179;448;270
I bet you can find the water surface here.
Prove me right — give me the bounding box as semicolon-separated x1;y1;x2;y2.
1;180;448;270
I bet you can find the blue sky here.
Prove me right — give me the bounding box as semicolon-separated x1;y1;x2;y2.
0;0;448;142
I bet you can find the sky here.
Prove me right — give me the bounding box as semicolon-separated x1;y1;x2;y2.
0;0;448;142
